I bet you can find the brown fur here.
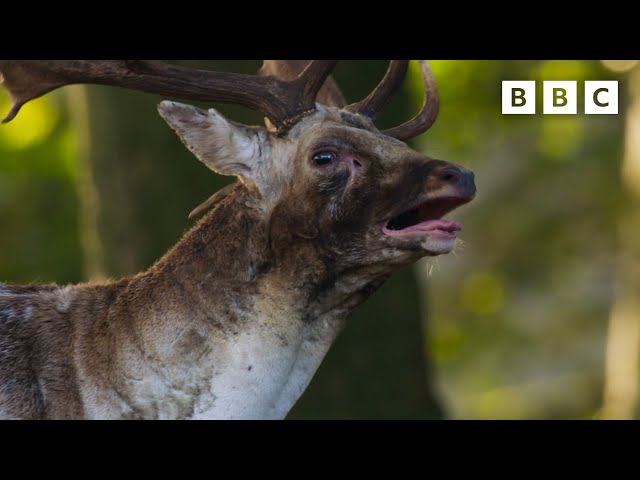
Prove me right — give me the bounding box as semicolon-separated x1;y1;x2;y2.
0;105;475;419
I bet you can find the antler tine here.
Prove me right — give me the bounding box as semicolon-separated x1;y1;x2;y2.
296;61;339;100
288;60;340;122
0;60;339;133
345;60;409;119
382;61;440;141
259;60;346;107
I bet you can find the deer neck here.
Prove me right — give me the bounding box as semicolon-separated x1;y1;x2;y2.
111;188;388;419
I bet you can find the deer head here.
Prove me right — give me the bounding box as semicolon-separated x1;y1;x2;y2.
0;60;474;274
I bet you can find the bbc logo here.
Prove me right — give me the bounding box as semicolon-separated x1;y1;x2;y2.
502;81;618;115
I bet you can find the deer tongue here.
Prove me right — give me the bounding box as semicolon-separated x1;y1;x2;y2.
384;219;461;236
408;219;461;232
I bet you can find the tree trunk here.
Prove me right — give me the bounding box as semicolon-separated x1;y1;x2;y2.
601;66;640;420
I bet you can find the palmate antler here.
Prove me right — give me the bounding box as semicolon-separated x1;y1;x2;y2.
0;60;439;140
0;60;337;133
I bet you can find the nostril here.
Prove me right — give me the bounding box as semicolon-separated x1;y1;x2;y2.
439;167;461;183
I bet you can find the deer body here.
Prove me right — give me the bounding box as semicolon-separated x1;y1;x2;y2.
0;61;476;419
0;178;387;419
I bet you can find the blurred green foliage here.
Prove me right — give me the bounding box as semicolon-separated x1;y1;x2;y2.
416;60;628;419
0;91;82;283
0;60;633;419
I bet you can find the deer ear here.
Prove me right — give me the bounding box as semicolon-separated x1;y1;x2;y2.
158;100;261;179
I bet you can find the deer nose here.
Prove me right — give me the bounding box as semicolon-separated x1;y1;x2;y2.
438;166;476;199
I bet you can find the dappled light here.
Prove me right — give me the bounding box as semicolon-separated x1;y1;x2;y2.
409;60;633;419
538;116;583;160
0;94;59;151
0;87;80;284
602;60;639;73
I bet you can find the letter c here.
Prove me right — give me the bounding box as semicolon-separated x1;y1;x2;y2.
594;88;609;107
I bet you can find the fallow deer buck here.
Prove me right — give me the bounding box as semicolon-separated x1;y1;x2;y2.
0;60;475;419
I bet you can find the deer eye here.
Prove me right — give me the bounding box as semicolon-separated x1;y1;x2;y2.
312;151;336;166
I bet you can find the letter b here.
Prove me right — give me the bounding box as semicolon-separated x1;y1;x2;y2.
502;81;535;114
512;88;527;107
543;81;576;114
553;88;568;107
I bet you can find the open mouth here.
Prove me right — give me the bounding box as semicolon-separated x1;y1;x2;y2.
383;196;467;239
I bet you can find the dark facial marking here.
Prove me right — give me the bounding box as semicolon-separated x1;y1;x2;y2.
317;170;350;196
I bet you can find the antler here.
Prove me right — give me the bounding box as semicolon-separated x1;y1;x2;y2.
346;60;439;141
0;60;439;141
346;60;409;119
259;60;346;108
382;61;440;141
257;60;439;141
0;60;338;133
